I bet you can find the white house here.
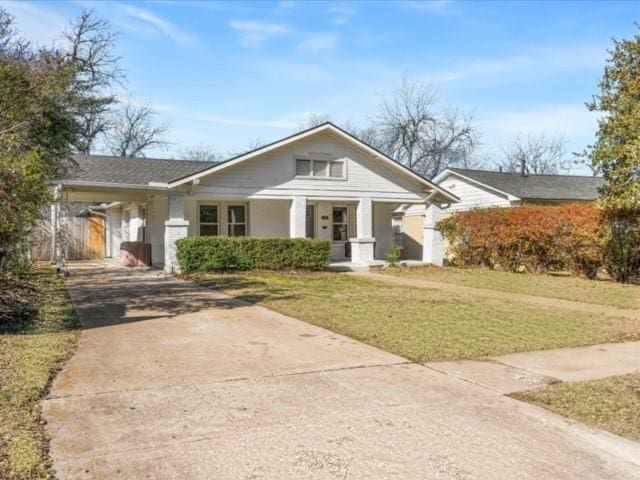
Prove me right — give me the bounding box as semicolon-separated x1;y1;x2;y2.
52;123;457;271
400;167;604;262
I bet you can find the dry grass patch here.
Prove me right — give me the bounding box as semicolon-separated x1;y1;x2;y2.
0;266;80;480
512;373;640;442
381;266;640;309
191;271;640;363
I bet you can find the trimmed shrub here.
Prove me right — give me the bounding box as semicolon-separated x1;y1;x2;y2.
176;237;331;273
437;203;604;277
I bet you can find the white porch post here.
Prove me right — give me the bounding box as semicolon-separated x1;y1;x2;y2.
350;197;375;264
423;203;444;266
129;204;142;241
289;196;306;238
164;194;189;273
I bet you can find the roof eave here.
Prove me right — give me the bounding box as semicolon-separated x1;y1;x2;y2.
53;180;168;191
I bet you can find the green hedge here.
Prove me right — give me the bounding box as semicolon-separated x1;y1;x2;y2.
176;237;331;273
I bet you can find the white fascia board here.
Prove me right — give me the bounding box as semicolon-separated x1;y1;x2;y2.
55;180;167;191
165;123;459;203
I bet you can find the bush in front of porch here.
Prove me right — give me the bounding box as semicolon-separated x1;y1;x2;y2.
176;237;331;273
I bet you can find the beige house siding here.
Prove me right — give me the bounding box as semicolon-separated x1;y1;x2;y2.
402;214;423;260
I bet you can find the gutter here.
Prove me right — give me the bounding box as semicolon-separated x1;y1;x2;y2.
53;180;168;191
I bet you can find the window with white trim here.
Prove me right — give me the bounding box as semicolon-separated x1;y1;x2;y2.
296;158;345;179
227;205;247;237
199;204;218;236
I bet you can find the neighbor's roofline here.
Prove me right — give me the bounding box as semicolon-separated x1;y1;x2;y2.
433;168;521;201
449;167;602;179
165;122;459;202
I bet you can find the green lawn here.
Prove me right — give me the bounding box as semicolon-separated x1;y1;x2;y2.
380;266;640;309
512;373;640;442
191;271;640;363
0;266;80;480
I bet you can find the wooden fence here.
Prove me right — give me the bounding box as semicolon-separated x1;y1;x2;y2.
31;208;105;261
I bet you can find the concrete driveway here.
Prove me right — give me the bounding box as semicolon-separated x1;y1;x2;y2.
43;264;640;479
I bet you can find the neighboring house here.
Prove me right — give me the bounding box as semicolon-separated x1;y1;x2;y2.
52;123;457;271
400;167;605;261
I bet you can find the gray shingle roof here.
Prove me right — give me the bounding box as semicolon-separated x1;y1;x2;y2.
59;154;217;186
449;168;604;201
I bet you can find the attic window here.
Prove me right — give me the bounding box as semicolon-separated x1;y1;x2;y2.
296;158;345;179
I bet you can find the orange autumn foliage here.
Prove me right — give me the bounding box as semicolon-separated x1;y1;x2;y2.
437;203;604;278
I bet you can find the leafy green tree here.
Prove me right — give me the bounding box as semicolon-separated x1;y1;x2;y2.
587;29;640;209
0;8;76;256
585;28;640;282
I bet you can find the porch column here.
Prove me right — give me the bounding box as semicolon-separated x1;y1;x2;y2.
129;204;142;241
350;197;375;264
164;194;189;273
423;203;444;266
289;196;306;238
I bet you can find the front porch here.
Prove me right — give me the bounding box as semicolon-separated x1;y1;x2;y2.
56;187;426;272
164;194;405;272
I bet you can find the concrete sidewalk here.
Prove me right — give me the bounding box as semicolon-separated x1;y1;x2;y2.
426;341;640;395
43;264;640;479
498;341;640;382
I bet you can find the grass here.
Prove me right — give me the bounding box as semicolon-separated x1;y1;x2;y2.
512;373;640;442
0;265;80;480
380;266;640;309
190;271;640;363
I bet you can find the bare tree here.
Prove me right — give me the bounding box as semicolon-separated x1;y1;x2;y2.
0;8;30;59
63;9;123;154
500;134;569;175
374;78;478;178
107;102;168;157
178;144;220;162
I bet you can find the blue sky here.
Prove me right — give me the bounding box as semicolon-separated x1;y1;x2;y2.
3;0;639;172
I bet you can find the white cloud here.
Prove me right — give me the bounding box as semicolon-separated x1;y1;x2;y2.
484;104;598;138
120;5;196;46
258;59;336;83
402;0;454;14
201;111;319;129
229;20;290;46
329;4;356;25
427;45;607;84
297;34;338;53
0;1;66;47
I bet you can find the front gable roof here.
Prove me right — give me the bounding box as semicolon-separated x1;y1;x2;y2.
55;123;458;202
436;168;604;202
165;122;458;202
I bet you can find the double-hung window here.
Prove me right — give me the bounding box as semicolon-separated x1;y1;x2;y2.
296;158;345;179
228;205;247;237
199;204;218;236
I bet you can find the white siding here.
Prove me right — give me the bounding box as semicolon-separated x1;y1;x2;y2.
197;131;425;202
438;175;512;212
249;200;290;237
